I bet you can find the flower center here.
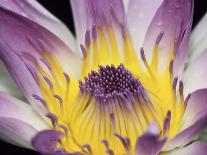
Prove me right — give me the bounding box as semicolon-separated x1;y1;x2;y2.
80;64;142;99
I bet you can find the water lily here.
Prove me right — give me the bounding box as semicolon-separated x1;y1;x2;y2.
0;0;207;155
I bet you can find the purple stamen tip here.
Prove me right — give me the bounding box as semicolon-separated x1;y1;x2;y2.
63;72;70;83
140;48;146;61
163;110;171;134
179;81;184;95
59;125;68;135
169;60;174;74
80;44;87;57
54;94;63;104
40;58;52;70
156;31;164;45
43;76;53;90
107;150;114;155
101;140;109;149
172;77;178;90
121;24;127;39
21;52;38;66
82;144;92;153
85;30;91;47
32;94;47;107
46;112;58;127
38;39;52;53
92;25;97;40
184;93;191;107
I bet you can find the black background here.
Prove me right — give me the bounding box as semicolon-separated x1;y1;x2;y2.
0;0;207;155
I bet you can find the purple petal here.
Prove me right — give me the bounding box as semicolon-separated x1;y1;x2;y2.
184;49;207;94
0;7;81;112
127;0;163;53
134;122;167;155
165;89;207;150
0;92;48;130
182;89;207;130
0;40;46;114
163;141;207;155
32;129;83;155
0;117;38;149
143;0;193;74
0;0;76;50
70;0;125;50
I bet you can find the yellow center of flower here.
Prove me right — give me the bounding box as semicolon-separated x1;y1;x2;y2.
35;26;186;155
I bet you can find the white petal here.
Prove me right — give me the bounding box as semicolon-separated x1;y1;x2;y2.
0;60;24;99
189;13;207;63
0;117;38;149
0;92;48;131
127;0;163;52
183;49;207;95
0;0;77;52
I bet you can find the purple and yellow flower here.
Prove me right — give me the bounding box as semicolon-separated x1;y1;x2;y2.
0;0;207;154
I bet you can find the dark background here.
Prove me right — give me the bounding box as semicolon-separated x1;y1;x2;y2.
0;0;207;155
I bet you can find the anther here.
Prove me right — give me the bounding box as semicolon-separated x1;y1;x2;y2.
59;125;68;135
163;111;171;135
172;77;178;90
63;72;70;84
140;48;155;78
85;30;91;47
40;58;52;71
54;94;63;108
184;93;191;108
82;144;93;154
38;39;52;53
92;25;97;40
140;48;147;62
169;60;174;75
32;94;48;108
80;44;87;57
46;112;58;128
43;76;54;92
179;81;184;97
121;24;127;39
155;31;164;45
21;52;37;65
114;134;131;153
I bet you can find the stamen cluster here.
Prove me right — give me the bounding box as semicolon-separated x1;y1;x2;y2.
80;64;142;99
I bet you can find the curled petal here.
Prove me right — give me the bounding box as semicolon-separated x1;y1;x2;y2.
143;0;193;74
32;130;83;155
189;13;207;63
162;141;207;155
0;0;76;51
165;89;207;150
0;117;38;149
0;92;48;130
135;122;167;155
182;89;207;130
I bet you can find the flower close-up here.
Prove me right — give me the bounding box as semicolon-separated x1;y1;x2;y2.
1;0;207;155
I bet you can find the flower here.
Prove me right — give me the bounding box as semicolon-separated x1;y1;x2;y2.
0;0;207;155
